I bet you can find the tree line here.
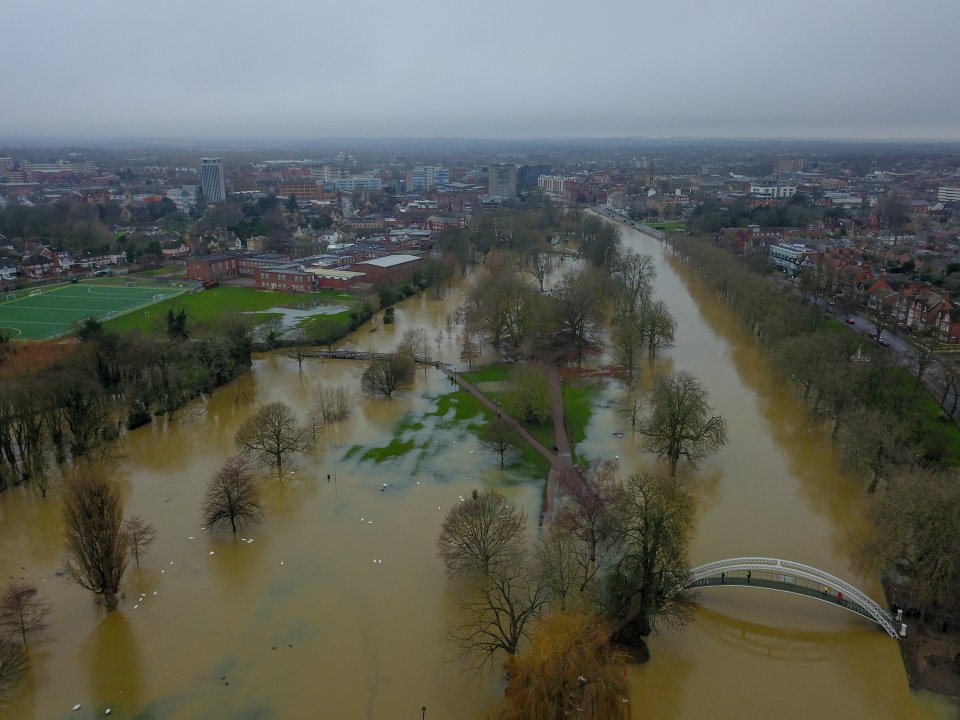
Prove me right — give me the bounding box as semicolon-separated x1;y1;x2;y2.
669;233;960;622
0;312;253;493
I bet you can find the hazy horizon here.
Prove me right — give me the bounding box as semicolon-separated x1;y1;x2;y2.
5;0;960;142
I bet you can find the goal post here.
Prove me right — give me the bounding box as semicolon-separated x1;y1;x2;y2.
5;293;15;302
29;289;42;296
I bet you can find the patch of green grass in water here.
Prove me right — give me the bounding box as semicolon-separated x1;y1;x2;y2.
564;380;599;449
427;390;489;427
360;437;416;463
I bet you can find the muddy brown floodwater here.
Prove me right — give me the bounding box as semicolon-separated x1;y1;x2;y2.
0;233;957;719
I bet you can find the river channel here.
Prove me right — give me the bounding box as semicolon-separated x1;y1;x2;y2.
0;226;957;719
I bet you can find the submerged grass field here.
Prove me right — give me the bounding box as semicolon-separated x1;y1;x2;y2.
105;285;329;333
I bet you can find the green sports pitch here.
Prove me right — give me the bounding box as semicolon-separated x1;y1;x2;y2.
0;283;186;340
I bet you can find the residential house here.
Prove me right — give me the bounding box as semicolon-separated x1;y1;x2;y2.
20;255;54;278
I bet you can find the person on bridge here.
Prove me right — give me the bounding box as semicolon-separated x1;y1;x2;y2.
746;571;751;584
721;572;725;584
838;591;844;601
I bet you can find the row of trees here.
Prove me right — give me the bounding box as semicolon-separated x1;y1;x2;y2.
459;247;674;370
0;313;253;494
670;234;960;619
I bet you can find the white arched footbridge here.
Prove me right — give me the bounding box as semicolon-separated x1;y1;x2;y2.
684;558;905;639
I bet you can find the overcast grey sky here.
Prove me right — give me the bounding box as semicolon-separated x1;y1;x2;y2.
3;0;959;141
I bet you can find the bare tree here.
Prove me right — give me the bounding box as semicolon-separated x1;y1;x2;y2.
450;556;549;669
0;583;51;647
639;371;727;476
601;471;697;650
554;267;606;364
610;318;643;378
621;381;644;429
612;249;655;319
857;468;960;618
640;299;676;358
122;516;157;568
867;294;895;344
534;524;580;611
478;418;519;469
397;327;428;360
62;470;128;611
310;384;351;427
938;355;960;417
398;328;430;378
286;328;311;371
526;249;552;293
235;401;310;470
502;363;551;425
912;328;937;390
437;489;526;577
360;354;415;397
202;455;265;534
459;332;480;370
557;461;622;592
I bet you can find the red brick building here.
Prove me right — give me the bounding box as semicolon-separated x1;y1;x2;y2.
350;254;423;284
254;267;313;293
186;254;245;282
306;268;366;290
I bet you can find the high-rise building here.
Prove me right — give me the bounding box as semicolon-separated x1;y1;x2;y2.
518;164;551;191
937;186;960;203
488;163;517;199
410;166;449;191
199;158;225;203
773;157;805;174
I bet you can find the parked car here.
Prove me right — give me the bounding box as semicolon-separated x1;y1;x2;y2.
846;316;856;324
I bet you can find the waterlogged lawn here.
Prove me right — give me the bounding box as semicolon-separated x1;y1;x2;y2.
347;391;490;465
360;437;416;463
344;368;604;480
461;364;511;383
106;285;315;333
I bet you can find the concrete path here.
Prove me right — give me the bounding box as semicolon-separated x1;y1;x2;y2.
441;361;579;524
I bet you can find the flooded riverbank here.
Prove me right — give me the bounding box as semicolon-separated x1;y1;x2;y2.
1;232;956;718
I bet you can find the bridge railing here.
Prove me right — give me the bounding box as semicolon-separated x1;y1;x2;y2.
305;349;436;365
685;557;902;639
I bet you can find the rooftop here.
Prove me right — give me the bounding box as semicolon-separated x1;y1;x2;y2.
357;254;421;268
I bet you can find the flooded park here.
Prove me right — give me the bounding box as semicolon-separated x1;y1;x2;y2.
0;224;956;719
